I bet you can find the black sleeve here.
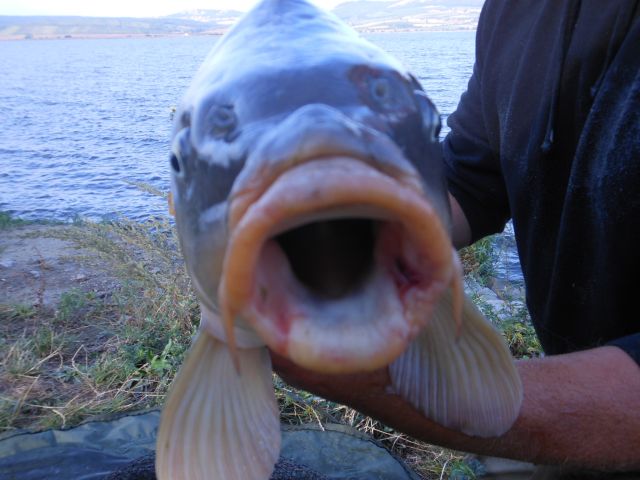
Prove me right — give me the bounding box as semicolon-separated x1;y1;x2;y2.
607;334;640;366
442;2;511;242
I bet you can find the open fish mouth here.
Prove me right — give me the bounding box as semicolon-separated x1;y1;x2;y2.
218;157;462;373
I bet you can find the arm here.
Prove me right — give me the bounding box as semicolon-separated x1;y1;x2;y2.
449;193;471;249
272;345;640;470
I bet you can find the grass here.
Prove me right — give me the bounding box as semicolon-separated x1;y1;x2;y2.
459;235;497;286
0;216;198;432
0;213;538;479
0;212;30;230
0;211;62;230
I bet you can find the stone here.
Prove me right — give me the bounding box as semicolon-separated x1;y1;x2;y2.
0;259;15;269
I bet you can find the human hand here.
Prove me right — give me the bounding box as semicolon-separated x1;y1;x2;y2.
269;349;462;448
269;350;392;410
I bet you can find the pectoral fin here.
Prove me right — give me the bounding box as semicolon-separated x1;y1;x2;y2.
389;290;523;437
156;333;280;480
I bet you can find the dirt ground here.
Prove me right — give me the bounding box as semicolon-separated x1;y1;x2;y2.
0;224;120;309
0;224;189;433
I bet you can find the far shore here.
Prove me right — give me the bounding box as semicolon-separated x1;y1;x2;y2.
0;32;225;41
0;27;476;42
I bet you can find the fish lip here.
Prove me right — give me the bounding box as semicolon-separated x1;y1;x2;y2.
227;103;424;230
219;156;457;374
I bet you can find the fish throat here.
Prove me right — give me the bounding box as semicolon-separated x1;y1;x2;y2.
277;218;377;300
218;157;461;373
277;217;427;303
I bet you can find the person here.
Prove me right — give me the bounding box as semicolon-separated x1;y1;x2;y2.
272;0;640;477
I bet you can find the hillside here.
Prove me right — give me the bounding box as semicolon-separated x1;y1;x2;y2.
0;1;483;40
333;0;482;31
0;11;239;39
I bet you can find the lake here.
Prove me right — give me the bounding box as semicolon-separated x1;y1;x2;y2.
0;32;475;221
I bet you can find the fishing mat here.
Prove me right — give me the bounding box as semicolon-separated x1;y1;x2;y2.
0;409;420;480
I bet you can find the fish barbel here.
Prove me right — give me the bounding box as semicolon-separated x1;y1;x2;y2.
157;1;523;478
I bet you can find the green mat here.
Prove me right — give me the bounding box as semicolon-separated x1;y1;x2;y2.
0;410;420;479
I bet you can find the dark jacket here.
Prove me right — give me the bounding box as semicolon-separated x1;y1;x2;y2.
443;0;640;363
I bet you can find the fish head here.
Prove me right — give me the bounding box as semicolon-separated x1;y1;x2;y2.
170;0;461;374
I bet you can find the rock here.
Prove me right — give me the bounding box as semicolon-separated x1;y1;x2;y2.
464;277;522;323
29;270;41;279
74;274;88;282
0;259;15;269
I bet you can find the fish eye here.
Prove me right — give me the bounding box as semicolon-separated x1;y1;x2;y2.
208;104;237;138
370;77;390;103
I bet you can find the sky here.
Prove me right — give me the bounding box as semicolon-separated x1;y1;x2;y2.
0;0;355;17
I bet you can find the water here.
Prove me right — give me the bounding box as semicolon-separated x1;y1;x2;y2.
0;32;474;221
0;36;213;220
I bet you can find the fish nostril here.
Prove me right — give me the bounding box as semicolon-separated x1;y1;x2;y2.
171;128;191;177
181;111;192;128
209;105;237;138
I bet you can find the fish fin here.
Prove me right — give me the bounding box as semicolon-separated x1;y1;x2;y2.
156;333;280;480
221;301;241;373
450;250;464;337
389;290;523;437
168;191;175;216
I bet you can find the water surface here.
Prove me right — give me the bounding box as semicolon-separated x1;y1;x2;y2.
0;32;474;221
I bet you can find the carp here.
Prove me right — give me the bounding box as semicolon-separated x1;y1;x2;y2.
157;0;523;478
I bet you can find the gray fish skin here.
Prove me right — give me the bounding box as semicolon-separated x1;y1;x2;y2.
170;0;448;321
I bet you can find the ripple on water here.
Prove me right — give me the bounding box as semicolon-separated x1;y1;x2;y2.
0;33;477;229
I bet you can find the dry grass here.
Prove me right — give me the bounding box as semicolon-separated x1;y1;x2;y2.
1;217;197;432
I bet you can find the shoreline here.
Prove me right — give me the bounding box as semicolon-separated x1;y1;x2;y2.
0;32;224;41
0;28;476;42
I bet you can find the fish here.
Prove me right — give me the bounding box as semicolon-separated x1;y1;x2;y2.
157;1;523;478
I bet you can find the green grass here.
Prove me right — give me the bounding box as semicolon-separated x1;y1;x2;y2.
1;336;41;376
0;211;63;230
501;317;542;359
1;303;37;320
471;291;542;359
459;235;497;286
0;211;29;230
